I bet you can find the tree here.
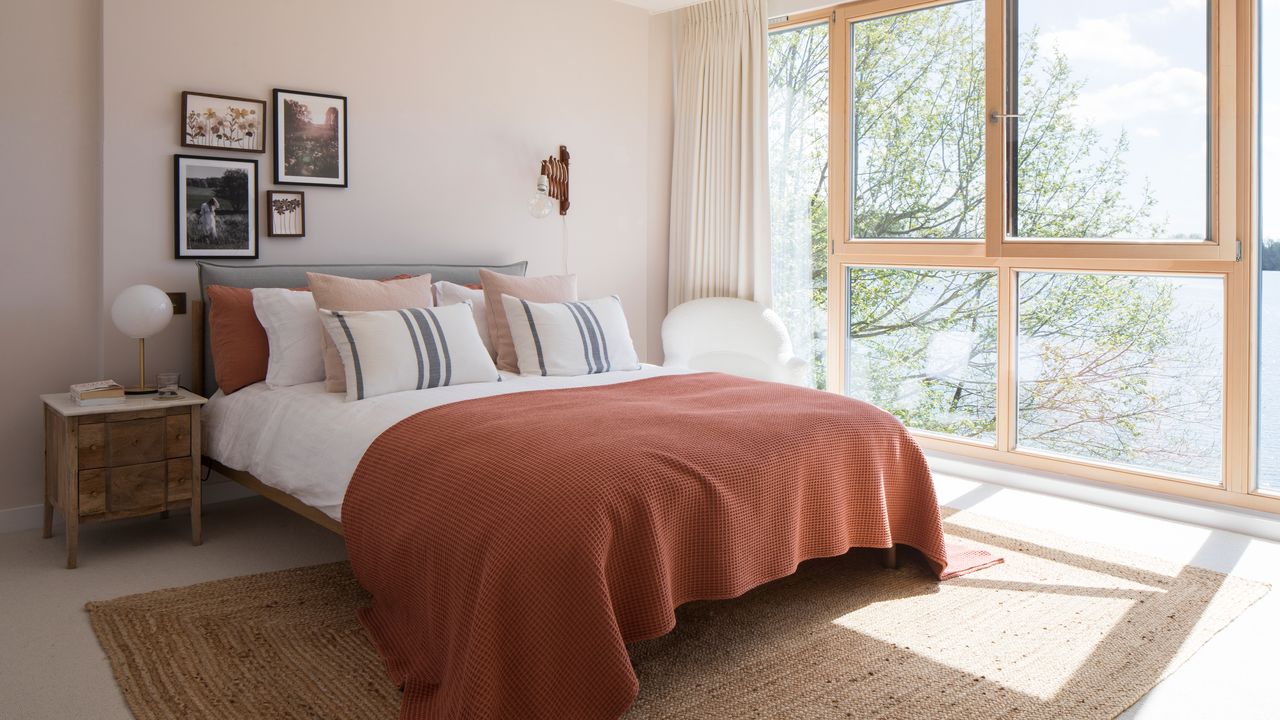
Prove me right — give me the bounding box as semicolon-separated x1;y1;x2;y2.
768;5;1222;478
215;169;249;212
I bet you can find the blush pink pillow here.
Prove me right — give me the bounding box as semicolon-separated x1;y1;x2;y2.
308;272;434;392
479;269;577;372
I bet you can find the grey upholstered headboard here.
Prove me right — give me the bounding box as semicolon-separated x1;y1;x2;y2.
195;260;528;396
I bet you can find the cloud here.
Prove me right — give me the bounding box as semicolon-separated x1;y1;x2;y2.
1038;16;1169;70
1072;67;1207;125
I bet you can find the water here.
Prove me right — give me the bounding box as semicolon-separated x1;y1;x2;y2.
1259;273;1280;492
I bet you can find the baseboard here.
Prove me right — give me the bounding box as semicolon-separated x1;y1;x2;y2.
0;479;258;536
928;450;1280;544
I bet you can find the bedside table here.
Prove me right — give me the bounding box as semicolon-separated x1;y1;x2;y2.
42;389;208;568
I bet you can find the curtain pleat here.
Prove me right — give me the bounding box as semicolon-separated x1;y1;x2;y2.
668;0;770;309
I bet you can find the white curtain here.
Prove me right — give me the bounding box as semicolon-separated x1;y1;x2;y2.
668;0;771;309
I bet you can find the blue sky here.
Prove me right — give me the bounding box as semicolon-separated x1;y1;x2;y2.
1264;0;1280;242
1021;0;1209;239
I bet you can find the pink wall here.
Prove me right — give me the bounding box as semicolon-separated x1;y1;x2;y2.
0;0;673;518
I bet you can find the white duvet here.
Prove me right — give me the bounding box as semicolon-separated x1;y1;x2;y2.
203;365;685;521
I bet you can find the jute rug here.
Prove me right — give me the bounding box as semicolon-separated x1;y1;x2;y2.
87;510;1268;719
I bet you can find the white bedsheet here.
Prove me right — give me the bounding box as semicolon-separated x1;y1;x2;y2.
203;365;686;521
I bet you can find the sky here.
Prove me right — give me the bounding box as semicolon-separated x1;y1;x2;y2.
1022;0;1209;239
1263;0;1280;242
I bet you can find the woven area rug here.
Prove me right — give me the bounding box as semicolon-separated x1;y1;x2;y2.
87;510;1268;720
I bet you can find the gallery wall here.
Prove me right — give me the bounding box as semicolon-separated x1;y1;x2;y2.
0;0;674;519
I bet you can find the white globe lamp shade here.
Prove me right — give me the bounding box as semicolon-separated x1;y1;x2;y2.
111;285;173;339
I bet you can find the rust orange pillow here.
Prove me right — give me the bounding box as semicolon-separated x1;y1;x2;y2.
206;285;273;395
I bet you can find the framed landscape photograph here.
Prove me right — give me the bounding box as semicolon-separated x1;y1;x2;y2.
181;91;266;153
267;191;305;237
274;88;348;187
174;154;258;259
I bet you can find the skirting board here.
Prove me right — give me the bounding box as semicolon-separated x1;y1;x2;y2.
0;477;256;536
928;450;1280;544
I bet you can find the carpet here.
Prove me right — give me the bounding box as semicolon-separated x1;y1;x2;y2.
87;510;1268;719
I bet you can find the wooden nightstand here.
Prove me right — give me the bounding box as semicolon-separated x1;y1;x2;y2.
42;389;208;568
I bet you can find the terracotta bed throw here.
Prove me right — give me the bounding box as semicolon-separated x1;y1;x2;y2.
343;373;990;719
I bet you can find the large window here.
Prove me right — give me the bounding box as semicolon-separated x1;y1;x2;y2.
1259;0;1279;494
770;0;1268;512
769;21;830;387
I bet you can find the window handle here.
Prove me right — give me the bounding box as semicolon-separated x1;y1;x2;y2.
989;111;1022;124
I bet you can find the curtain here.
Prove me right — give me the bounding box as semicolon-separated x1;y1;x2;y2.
668;0;771;309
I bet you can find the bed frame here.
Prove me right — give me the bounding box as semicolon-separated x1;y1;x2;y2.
189;261;899;568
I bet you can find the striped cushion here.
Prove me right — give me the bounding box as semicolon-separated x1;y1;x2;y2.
501;294;641;377
320;303;500;401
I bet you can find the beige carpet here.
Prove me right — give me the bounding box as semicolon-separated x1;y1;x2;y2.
87;510;1268;720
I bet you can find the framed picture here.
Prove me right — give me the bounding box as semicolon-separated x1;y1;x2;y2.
181;91;266;153
274;88;348;187
174;154;258;259
267;191;305;237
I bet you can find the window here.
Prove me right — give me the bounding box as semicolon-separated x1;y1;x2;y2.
1008;1;1210;241
847;267;997;441
769;0;1268;511
769;21;830;388
850;1;985;240
1259;0;1279;493
1016;272;1223;482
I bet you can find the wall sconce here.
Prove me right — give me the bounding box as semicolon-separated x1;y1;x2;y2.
529;145;570;218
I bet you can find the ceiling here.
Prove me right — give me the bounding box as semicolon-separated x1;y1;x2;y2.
612;0;702;13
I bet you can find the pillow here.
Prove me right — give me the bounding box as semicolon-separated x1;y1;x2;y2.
308;273;435;393
252;288;326;388
479;269;577;372
319;303;499;401
206;285;273;394
501;294;641;377
433;281;493;359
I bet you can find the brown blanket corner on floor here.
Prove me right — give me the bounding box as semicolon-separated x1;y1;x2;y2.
341;372;994;719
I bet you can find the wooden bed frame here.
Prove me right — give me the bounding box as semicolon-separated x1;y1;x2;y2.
189;298;898;567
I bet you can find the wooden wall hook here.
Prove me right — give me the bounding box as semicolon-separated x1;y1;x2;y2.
540;145;570;216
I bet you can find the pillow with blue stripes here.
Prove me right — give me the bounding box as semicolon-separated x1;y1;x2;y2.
319;303;499;401
501;294;641;377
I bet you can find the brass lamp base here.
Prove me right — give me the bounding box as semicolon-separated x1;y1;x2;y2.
124;386;157;396
126;338;155;396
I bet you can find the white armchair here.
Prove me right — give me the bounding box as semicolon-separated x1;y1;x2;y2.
661;297;809;386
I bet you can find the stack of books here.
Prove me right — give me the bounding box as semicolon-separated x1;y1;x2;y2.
71;380;126;407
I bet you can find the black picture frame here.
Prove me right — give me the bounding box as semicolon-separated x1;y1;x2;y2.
174;154;259;259
180;91;267;153
267;190;306;237
273;88;348;187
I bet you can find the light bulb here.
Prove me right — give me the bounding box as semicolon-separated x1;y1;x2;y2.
528;174;555;219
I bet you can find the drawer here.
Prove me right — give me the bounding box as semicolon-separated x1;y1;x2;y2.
165;414;191;459
167;457;193;502
107;462;167;515
107;418;166;466
78;423;106;469
78;469;107;516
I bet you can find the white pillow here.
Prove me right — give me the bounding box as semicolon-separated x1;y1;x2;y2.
432;281;493;359
501;294;641;377
252;288;326;388
319;303;500;401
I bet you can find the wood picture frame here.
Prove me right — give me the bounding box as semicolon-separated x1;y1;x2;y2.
174;154;258;259
267;191;305;237
273;88;348;187
180;91;266;153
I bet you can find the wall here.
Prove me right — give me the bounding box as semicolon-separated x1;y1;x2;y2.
0;0;674;519
0;0;103;515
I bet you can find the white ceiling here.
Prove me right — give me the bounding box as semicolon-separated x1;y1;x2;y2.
613;0;702;13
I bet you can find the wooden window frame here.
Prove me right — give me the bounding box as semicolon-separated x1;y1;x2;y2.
768;0;1277;512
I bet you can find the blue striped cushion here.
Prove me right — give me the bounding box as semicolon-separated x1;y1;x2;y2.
501;295;641;377
320;303;499;401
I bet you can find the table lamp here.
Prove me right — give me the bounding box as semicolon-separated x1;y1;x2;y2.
111;284;174;394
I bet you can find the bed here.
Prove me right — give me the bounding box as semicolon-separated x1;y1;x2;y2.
193;261;990;719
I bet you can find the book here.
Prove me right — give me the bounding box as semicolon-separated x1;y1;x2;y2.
72;395;127;407
70;380;124;401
